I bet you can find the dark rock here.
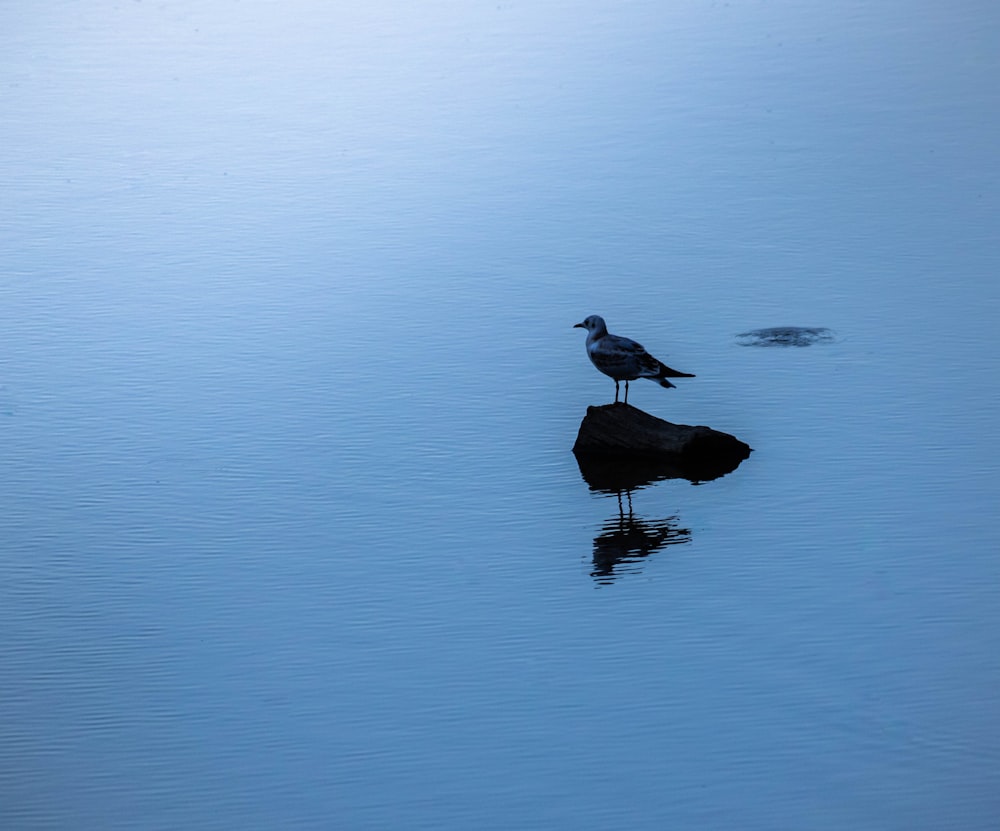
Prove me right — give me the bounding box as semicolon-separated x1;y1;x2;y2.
572;403;752;484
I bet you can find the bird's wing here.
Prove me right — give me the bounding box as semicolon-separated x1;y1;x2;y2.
599;333;646;355
587;334;649;378
600;335;660;375
635;350;663;376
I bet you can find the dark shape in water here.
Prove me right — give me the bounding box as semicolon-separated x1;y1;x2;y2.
736;326;835;347
573;403;752;484
590;489;690;585
573;405;749;583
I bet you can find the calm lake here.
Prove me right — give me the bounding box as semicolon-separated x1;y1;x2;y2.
3;2;999;828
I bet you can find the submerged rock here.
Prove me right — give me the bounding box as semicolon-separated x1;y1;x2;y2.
736;326;835;347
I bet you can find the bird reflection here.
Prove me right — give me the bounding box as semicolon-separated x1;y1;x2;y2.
574;453;701;585
591;489;690;585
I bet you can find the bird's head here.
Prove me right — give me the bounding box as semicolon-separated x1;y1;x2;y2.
574;315;606;333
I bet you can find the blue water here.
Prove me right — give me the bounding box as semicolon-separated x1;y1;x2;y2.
3;2;1000;828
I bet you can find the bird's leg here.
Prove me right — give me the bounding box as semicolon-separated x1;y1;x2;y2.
624;380;630;405
614;380;620;403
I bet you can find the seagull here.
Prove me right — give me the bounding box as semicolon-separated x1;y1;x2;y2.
574;315;695;404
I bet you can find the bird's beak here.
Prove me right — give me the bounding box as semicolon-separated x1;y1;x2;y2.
573;322;585;329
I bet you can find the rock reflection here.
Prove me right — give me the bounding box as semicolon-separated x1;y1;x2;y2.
574;440;749;583
574;445;746;490
591;489;690;585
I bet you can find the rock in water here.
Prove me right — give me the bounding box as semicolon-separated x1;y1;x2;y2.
572;403;752;483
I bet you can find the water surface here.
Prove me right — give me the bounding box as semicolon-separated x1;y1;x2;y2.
3;2;999;829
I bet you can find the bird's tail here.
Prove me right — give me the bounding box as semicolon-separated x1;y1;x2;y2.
656;361;695;383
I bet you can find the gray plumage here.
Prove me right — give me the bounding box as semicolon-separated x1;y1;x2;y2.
574;314;694;404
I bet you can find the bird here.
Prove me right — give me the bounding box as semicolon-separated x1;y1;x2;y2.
574;315;694;405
